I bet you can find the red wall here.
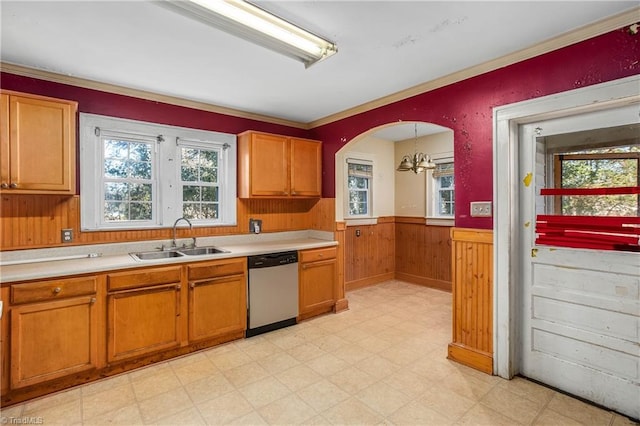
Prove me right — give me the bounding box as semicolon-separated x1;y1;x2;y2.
2;27;638;229
0;73;309;138
310;27;640;229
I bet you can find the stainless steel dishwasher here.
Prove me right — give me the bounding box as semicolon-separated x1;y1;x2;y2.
246;251;298;337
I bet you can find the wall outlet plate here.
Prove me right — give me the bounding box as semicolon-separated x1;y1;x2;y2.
470;202;492;217
61;228;73;243
249;218;262;234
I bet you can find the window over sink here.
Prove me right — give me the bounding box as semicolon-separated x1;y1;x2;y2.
80;114;237;230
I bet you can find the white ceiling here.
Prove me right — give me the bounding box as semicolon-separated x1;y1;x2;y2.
1;1;637;141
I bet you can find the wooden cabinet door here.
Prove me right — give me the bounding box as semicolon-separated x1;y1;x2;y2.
10;296;98;389
188;274;246;342
248;132;289;196
290;138;321;197
107;283;181;363
299;258;337;316
4;93;76;194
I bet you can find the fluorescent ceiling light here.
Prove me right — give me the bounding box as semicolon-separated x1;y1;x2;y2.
161;0;338;68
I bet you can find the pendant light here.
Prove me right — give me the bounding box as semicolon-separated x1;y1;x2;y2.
396;123;435;174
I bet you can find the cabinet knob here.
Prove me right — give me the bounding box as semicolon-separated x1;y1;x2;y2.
189;282;196;289
90;297;96;304
0;183;8;189
52;287;62;294
9;183;18;189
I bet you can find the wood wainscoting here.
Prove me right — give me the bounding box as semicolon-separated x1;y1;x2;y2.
0;196;336;250
343;217;395;291
395;217;452;291
448;227;494;374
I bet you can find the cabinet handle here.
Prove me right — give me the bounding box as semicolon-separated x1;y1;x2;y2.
9;183;18;189
0;183;8;189
90;297;96;304
176;284;181;290
189;282;196;289
52;287;62;294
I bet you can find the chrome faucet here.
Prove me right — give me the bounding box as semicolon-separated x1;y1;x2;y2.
172;217;193;249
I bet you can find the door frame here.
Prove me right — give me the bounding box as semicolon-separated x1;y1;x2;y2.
492;74;640;379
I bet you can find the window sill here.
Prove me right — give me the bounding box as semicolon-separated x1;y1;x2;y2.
345;217;378;226
426;217;455;227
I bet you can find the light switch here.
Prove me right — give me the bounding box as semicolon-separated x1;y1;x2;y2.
470;202;492;217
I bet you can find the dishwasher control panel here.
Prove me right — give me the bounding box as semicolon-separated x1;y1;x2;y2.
248;251;298;269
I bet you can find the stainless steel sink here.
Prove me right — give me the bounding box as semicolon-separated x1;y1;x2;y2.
130;250;185;261
130;246;228;260
179;246;229;256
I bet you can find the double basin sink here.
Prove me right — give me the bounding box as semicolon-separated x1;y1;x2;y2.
130;246;229;261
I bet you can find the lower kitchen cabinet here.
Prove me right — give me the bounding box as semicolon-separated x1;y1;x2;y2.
299;247;337;319
187;258;247;342
9;277;99;389
106;266;182;363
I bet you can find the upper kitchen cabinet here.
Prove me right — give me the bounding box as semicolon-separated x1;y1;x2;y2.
238;131;322;198
0;90;77;194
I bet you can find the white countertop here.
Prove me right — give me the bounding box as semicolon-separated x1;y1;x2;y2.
0;230;337;284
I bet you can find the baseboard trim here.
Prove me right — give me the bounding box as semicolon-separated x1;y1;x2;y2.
345;272;395;291
394;272;452;292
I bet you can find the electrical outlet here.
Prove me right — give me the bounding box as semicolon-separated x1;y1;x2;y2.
470;202;492;217
61;228;74;243
249;218;262;234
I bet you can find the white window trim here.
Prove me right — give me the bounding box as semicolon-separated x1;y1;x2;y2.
80;113;237;231
426;152;455;226
344;154;374;221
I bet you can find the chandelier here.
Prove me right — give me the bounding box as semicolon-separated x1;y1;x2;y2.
396;123;435;174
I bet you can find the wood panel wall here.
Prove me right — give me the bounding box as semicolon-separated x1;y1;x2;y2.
395;217;452;291
0;195;335;251
343;218;395;290
448;227;493;374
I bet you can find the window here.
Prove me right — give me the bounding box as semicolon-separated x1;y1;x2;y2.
434;162;455;217
427;158;455;222
179;140;223;221
80;114;236;230
346;159;373;217
553;148;639;216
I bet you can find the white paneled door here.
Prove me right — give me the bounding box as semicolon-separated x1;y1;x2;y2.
516;105;640;420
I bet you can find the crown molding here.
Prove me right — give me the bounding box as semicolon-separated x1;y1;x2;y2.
308;6;640;129
0;62;309;130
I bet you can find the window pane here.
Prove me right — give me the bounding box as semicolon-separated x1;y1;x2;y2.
201;186;219;202
129;202;152;220
200;167;217;183
130;183;152;201
104;159;127;179
104;140;128;159
104;201;128;221
200;150;218;168
183;185;200;202
129;142;151;162
128;159;152;179
104;182;128;200
202;203;219;219
440;175;454;189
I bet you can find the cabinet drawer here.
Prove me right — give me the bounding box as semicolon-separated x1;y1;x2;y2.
188;258;245;281
107;266;181;291
299;247;337;263
11;276;97;304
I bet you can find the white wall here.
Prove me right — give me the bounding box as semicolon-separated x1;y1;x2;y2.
335;135;395;222
335;126;454;221
395;130;454;217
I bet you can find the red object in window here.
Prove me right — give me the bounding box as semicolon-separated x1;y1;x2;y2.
535;215;640;252
540;186;640;196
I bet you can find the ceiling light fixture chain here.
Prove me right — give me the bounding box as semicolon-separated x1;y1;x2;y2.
396;123;435;174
